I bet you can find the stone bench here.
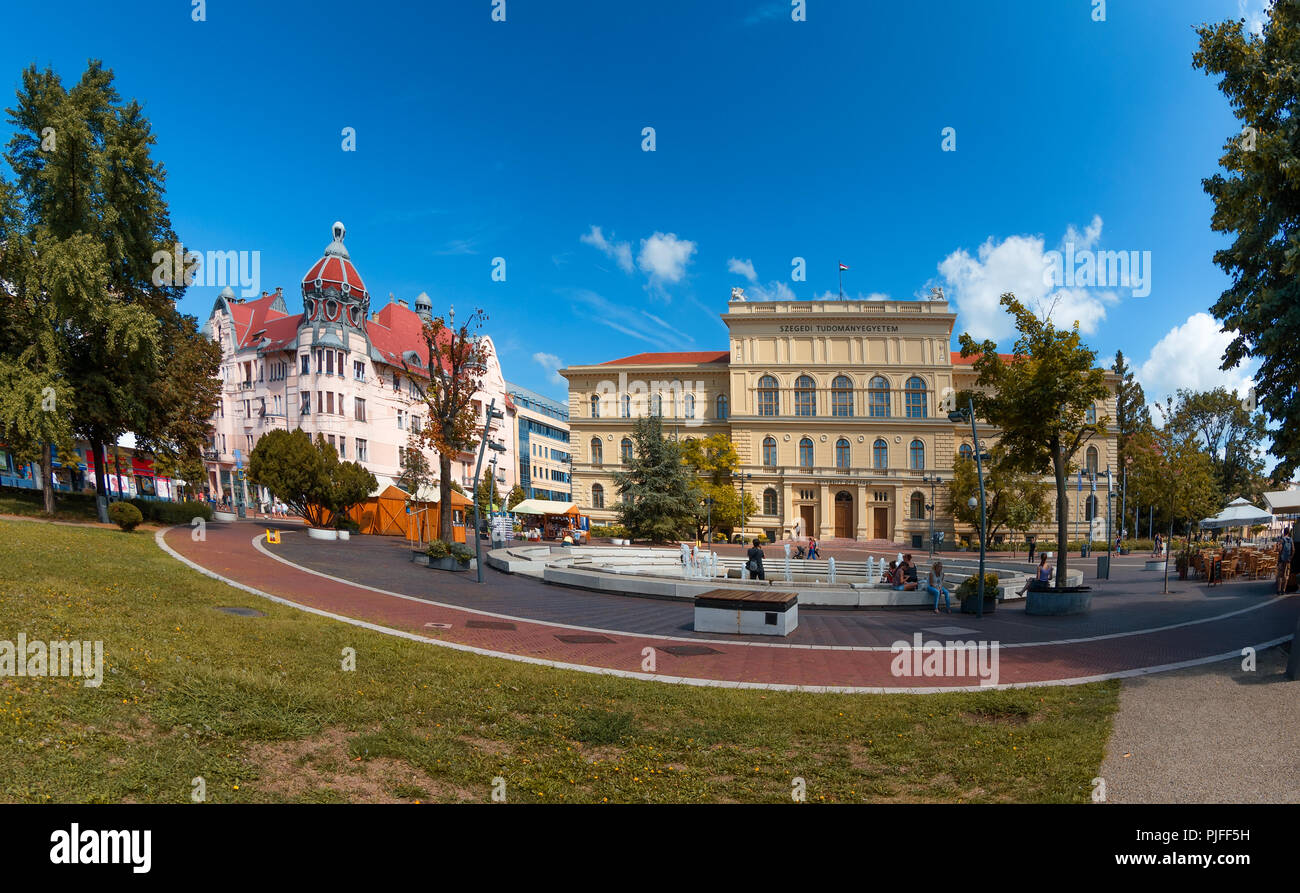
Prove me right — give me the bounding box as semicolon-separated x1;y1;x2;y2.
694;588;798;636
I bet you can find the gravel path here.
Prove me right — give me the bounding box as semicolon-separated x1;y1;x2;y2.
1101;644;1300;802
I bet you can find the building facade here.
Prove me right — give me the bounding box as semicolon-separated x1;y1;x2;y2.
562;291;1119;547
202;222;515;507
506;382;571;501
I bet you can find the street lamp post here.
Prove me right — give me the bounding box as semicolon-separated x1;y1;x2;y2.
949;398;988;618
471;399;507;584
704;496;714;547
737;472;751;540
922;474;940;560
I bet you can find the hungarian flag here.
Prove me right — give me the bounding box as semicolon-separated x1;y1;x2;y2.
839;263;849;271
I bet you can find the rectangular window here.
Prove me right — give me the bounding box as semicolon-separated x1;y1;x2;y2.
354;360;365;381
317;391;323;414
327;435;335;449
337;351;345;376
354;398;366;422
338;438;346;459
302;354;309;374
301;393;311;415
326;392;334;414
325;351;334;376
412;415;422;432
397;409;406;430
356;439;367;462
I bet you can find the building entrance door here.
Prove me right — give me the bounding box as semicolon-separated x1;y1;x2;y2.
799;505;815;539
834;491;853;539
873;506;889;540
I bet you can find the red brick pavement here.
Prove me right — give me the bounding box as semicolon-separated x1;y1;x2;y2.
160;523;1299;692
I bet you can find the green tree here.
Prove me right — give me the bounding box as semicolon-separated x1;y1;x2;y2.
1112;349;1151;475
506;483;526;510
1194;6;1300;477
1167;387;1268;502
614;415;696;542
394;430;434;496
958;293;1111;588
247;429;375;528
475;473;501;519
1129;399;1220;546
948;445;1050;549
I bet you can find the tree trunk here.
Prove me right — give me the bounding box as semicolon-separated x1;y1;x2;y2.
90;438;110;522
1052;438;1068;589
439;454;454;545
40;442;56;514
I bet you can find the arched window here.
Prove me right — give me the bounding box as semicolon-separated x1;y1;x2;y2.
591;483;605;509
794;375;816;417
763;488;778;515
1086;445;1099;477
620;437;633;463
620;393;631;419
873;438;888;470
684;393;696;419
959;443;973;461
911;491;926;520
831;375;853;417
1086;404;1097;424
762;436;777;467
835;437;851;471
651;393;663;417
799;437;814;469
590;437;603;465
868;376;890;417
1085;494;1098;522
590;394;600;418
909;439;925;470
756;375;778;417
905;376;928;419
716;394;728;420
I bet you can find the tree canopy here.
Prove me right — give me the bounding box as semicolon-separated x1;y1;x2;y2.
1194;5;1300;477
613;415;696;542
247;429;376;528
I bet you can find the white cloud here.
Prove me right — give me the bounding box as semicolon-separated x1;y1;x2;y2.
580;225;634;274
937;218;1119;341
1239;0;1273;35
532;352;566;387
1137;312;1254;407
748;281;796;301
815;290;891;301
727;257;758;282
565;288;696;350
637;232;697;292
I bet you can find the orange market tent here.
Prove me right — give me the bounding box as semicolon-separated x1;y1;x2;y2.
347;481;472;542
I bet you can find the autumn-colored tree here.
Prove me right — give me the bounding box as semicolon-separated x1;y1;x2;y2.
948;445;1050;549
409;306;490;544
680;433;755;537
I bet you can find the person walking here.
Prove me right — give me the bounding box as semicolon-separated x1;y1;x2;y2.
807;537;819;560
1027;538;1036;564
927;561;952;613
746;538;766;581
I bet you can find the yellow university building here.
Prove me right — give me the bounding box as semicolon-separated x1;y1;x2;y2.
561;290;1118;548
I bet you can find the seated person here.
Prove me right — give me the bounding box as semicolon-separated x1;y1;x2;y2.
893;556;919;591
882;560;898;584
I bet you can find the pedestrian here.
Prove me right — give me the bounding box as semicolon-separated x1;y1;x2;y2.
746;538;766;581
927;561;952;613
1027;538;1036;564
1278;529;1294;595
807;536;819;560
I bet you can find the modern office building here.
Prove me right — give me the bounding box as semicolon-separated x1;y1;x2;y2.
506;382;571;501
561;289;1119;547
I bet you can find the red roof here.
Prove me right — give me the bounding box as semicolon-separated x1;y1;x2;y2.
367;302;460;376
950;351;1016;366
301;254;368;301
258;313;306;351
227;293;290;347
600;350;729;366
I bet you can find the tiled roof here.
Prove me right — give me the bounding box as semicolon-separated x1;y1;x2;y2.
950;351;1016;366
227;293;290;347
599;350;729;366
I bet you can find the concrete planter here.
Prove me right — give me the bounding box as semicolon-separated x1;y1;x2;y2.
213;510;237;522
306;527;338;541
428;556;472;572
1025;585;1093;616
959;594;997;614
337;529;351;541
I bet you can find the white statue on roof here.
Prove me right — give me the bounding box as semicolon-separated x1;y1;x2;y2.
730;287;746;302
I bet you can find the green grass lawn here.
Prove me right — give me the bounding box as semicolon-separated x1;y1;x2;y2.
0;487;102;523
0;518;1119;803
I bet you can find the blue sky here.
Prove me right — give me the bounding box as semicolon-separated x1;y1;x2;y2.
0;0;1272;405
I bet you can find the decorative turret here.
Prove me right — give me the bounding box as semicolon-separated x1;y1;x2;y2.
414;291;433;324
300;221;370;333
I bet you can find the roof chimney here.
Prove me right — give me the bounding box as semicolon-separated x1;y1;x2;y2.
397;299;409;310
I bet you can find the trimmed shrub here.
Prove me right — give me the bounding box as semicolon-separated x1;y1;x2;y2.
108;501;143;532
956;572;999;600
590;524;629;539
426;540;451;559
128;498;213;525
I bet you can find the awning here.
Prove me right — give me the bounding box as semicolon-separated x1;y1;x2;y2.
1264;489;1300;515
511;498;579;516
1200;497;1274;529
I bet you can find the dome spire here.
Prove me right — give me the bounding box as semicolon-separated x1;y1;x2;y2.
323;221;350;259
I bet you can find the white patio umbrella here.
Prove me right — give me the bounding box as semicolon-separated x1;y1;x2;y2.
1200;497;1273;529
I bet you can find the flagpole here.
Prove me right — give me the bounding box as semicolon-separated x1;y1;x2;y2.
838;262;844;299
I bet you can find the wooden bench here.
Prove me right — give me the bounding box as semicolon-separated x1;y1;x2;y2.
693;588;799;636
